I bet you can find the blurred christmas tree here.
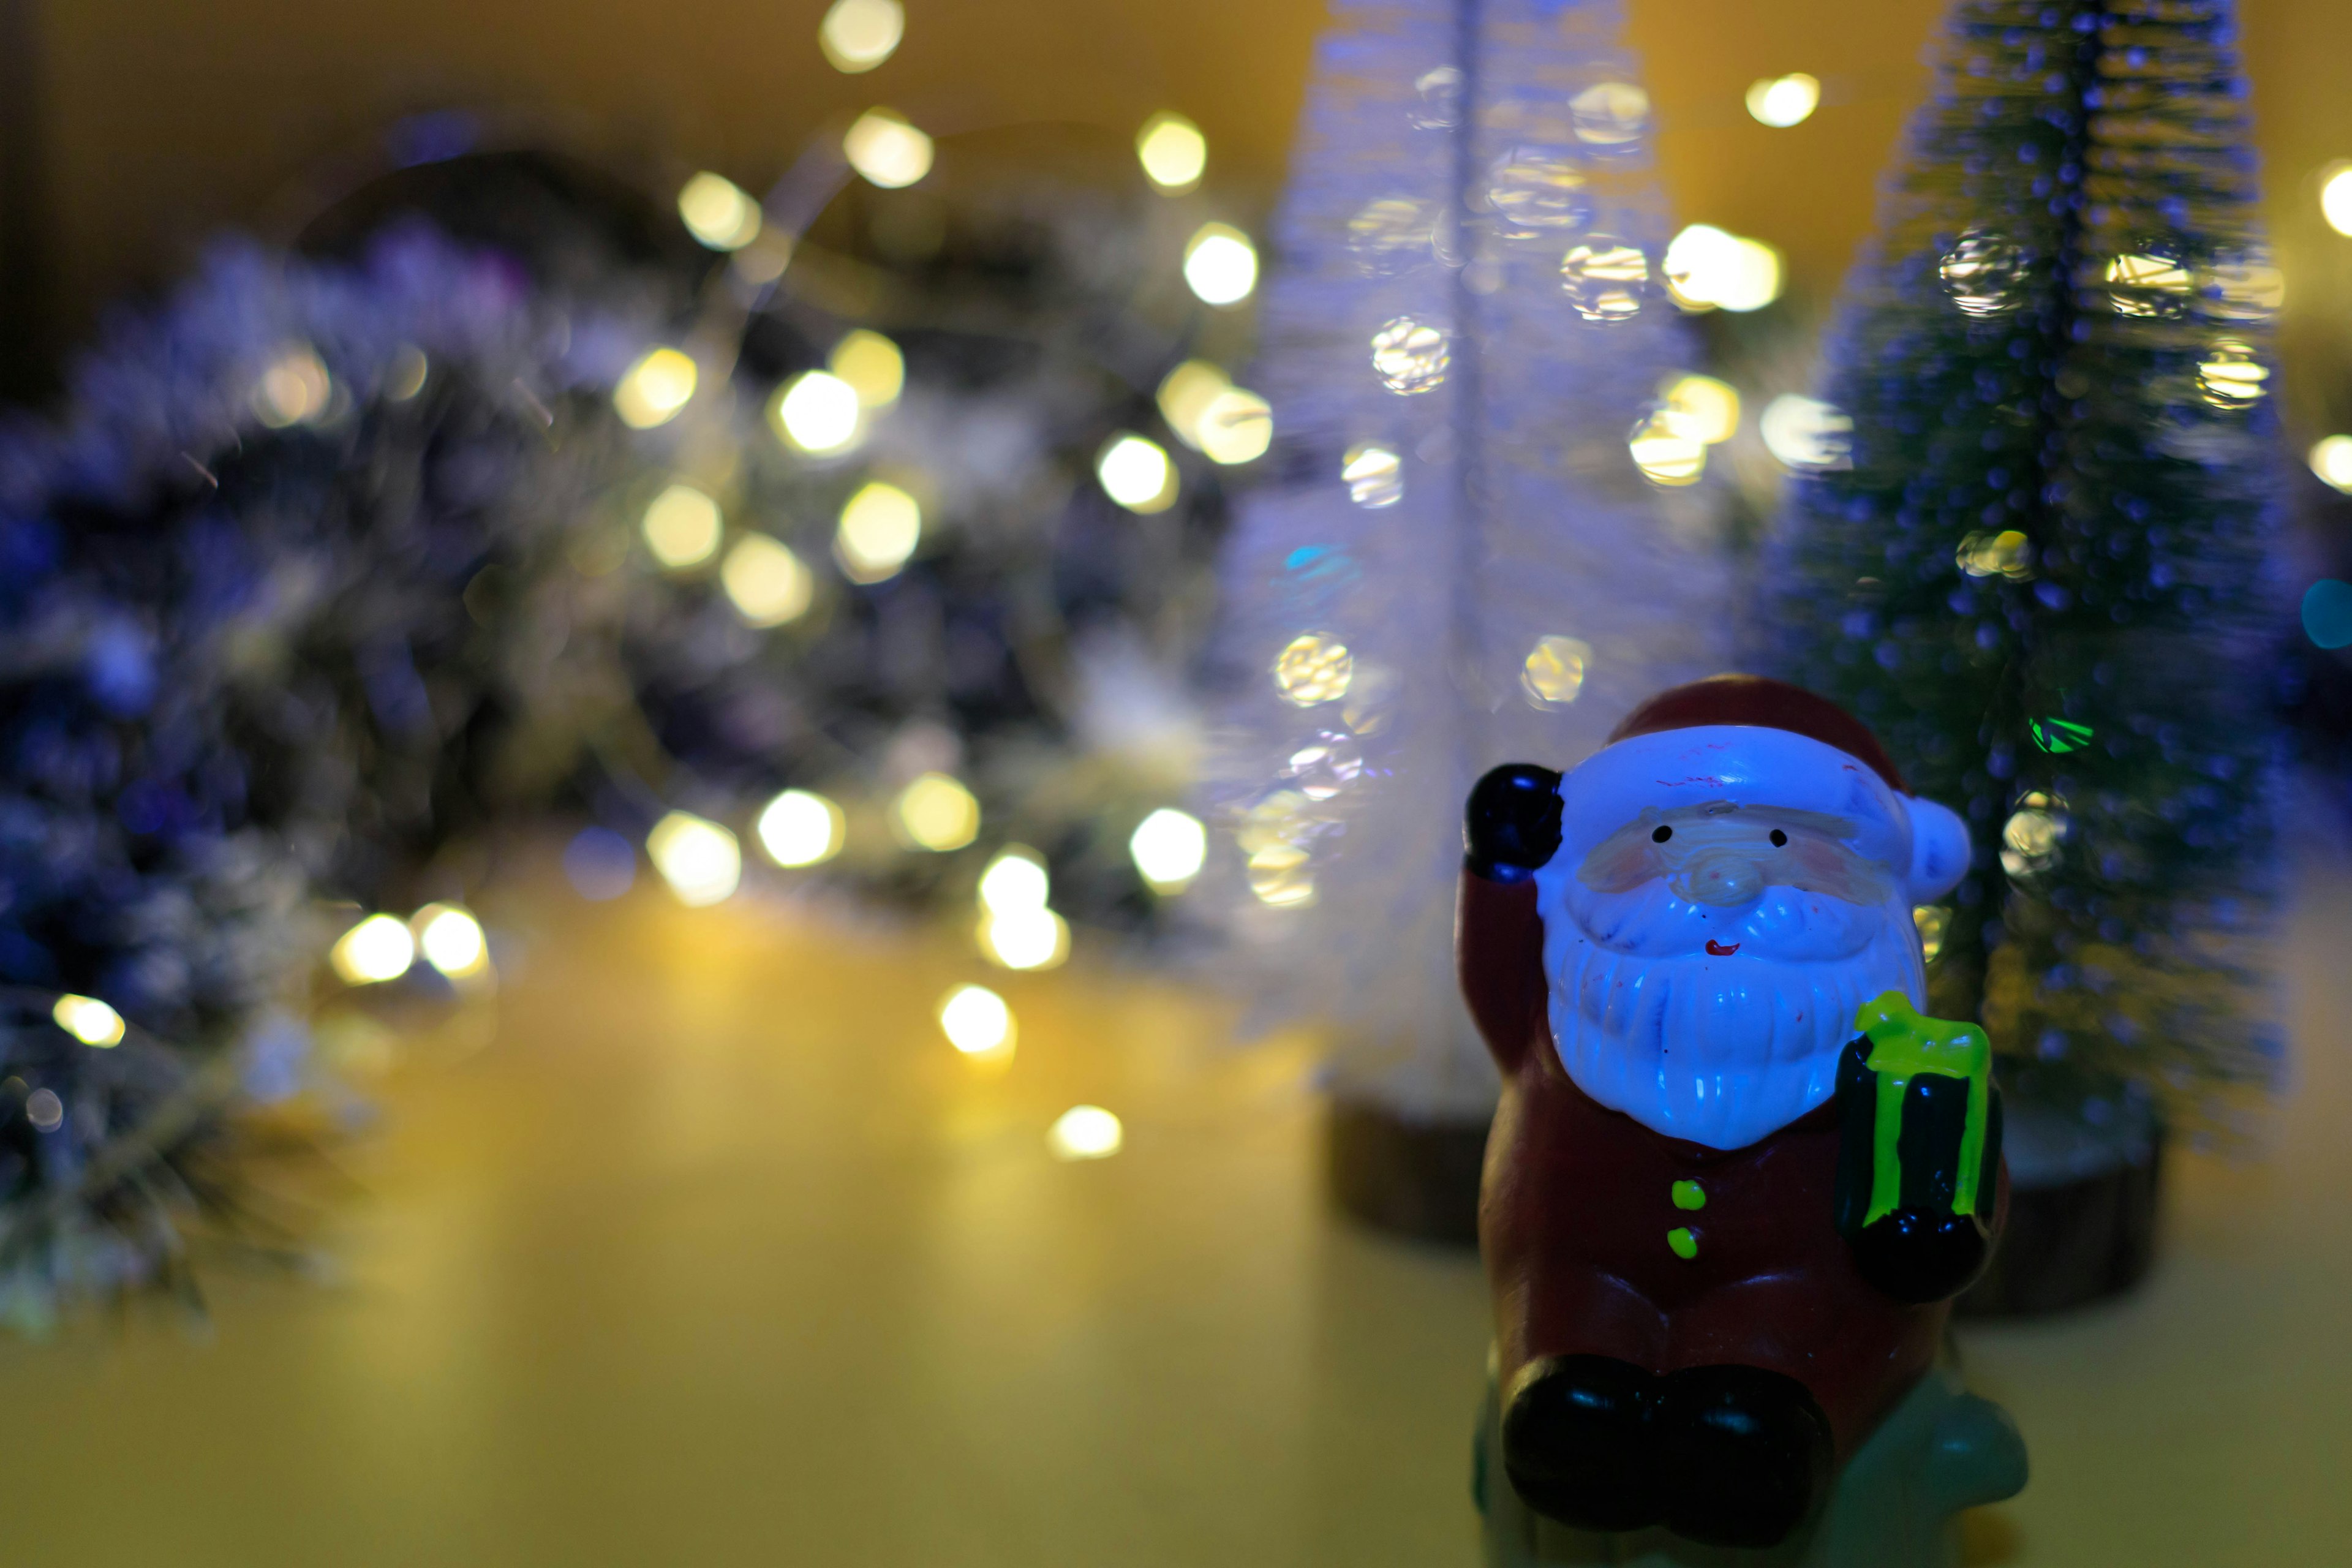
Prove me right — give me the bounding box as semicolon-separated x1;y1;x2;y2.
1762;0;2285;1156
1204;0;1728;1182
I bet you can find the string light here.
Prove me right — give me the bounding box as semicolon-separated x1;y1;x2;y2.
894;772;979;851
1521;635;1593;707
643;483;723;569
1745;73;1821;128
1664;225;1783;312
51;994;126;1048
412;903;489;978
770;370;862;454
978;847;1050;914
844;110;933;189
2195;340;2267;409
2103;253;2191;317
254;345;331;428
330;914;415;985
1570;82;1648;145
1047;1106;1123;1160
979;907;1069;970
1760;394;1853;471
1341;444;1403;507
819;0;903;73
835;481;922;582
1272;633;1352;705
1156;360;1231;449
1246;845;1314;907
938;983;1014;1057
2322;162;2352;238
1559;240;1649;322
1097;434;1178;512
828;330;905;407
677;173;762;251
757;789;846;867
1659;374;1740;445
721;533;814;627
1627;411;1706;486
1196;390;1272;464
1182;223;1258;306
1370;317;1449;393
1136;112;1208;194
647;812;742;906
2310;434;2352;493
614;347;698;428
1129;808;1207;892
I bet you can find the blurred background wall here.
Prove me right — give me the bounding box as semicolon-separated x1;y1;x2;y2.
4;0;2350;431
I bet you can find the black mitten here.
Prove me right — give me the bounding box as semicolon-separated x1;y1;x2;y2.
1464;763;1562;883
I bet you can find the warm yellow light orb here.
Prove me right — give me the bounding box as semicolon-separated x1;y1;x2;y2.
412;903;489;978
1196;389;1272;465
1660;374;1741;445
1182;223;1259;306
979;907;1069;971
254;345;332;428
614;347;698;428
1097;434;1178;513
844;109;933;189
1136;112;1208;193
770;370;863;454
1128;808;1207;892
386;345;429;402
1521;635;1594;707
1760;394;1855;471
835;481;922;583
757;789;846;867
1246;845;1315;907
1745;73;1821;129
51;993;126;1048
819;0;904;73
978;848;1050;914
677;172;763;251
1047;1105;1123;1160
1628;411;1706;486
1664;225;1783;312
1156;360;1231;449
828;330;905;407
1272;633;1353;706
647;812;742;907
2310;435;2352;494
1342;444;1404;508
721;533;815;627
643;483;723;569
938;983;1014;1056
2322;163;2352;238
894;772;980;851
330;914;416;985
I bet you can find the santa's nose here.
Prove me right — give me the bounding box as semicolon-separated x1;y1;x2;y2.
1670;848;1767;907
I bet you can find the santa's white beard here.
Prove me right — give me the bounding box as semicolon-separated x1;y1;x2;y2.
1531;872;1925;1151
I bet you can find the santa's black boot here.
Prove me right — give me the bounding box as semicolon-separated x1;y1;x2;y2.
1652;1365;1834;1549
1499;1354;1664;1533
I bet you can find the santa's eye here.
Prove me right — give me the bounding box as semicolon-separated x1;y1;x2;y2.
1651;825;1673;843
1770;829;1788;847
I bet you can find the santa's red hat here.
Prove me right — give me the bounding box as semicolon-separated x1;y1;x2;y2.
1553;674;1971;905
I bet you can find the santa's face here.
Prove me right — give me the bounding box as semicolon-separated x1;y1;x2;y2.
1533;799;1924;1150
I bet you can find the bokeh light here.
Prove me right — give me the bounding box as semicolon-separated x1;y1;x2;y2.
1570;82;1648;145
51;994;126;1048
1559;241;1648;321
1760;394;1854;471
386;345;429;401
1246;845;1314;907
1156;360;1231;449
1659;373;1740;445
1098;433;1178;512
1182;223;1259;306
647;812;742;907
2103;252;2191;316
978;847;1050;914
1914;905;1951;964
1342;444;1404;507
721;533;815;627
677;172;763;251
828;330;905;407
1521;635;1593;707
254;345;331;428
771;370;863;454
938;983;1014;1057
1956;529;2034;580
820;0;903;73
2309;434;2352;493
330;914;415;985
979;907;1070;971
2195;340;2267;408
1745;73;1821;128
1370;317;1449;393
1196;389;1272;464
1136;112;1208;194
835;481;922;582
413;903;489;978
2322;162;2352;238
2305;579;2352;649
894;772;980;851
614;347;698;428
1664;224;1783;312
643;483;723;569
1129;808;1207;892
1047;1105;1123;1160
844;110;933;189
1273;633;1352;706
757;789;846;867
1628;410;1706;486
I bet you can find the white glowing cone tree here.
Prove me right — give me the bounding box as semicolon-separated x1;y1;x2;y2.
1206;0;1730;1140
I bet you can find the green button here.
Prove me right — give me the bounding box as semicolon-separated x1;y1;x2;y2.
1672;1180;1706;1212
1667;1226;1698;1260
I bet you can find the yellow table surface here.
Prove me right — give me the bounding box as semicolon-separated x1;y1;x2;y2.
1;854;2345;1566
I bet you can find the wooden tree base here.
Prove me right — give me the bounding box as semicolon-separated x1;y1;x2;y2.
1325;1099;1489;1246
1956;1135;2163;1317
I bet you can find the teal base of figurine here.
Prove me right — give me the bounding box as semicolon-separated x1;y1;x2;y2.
1474;1355;2026;1568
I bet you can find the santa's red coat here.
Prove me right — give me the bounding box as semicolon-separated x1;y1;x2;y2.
1459;870;2008;1456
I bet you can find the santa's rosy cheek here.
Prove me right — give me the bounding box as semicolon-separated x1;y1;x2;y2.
1577;840;1659;892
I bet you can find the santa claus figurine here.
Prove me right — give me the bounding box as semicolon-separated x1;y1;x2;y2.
1459;675;2005;1551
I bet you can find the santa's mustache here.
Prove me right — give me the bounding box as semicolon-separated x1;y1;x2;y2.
1561;873;1888;963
